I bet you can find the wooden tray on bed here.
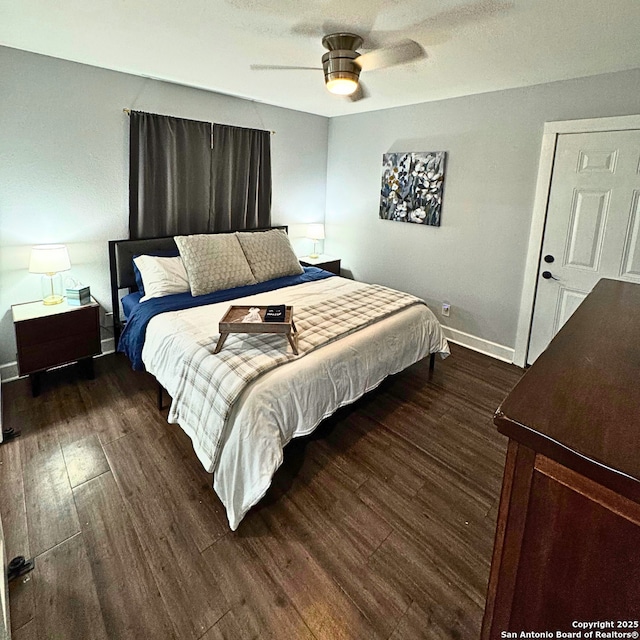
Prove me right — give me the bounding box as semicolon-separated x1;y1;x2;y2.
214;305;298;355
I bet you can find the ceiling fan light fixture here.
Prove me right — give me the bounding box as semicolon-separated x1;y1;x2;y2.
322;45;361;97
326;76;359;95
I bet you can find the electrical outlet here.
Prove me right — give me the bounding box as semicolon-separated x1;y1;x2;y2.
442;303;451;317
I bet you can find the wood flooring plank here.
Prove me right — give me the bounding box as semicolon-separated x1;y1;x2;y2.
61;434;110;488
316;411;439;498
378;363;457;419
20;407;80;557
12;619;37;640
103;430;228;639
8;574;34;634
202;534;315;640
198;610;246;640
259;493;408;637
358;475;490;609
32;534;109;640
44;383;94;449
411;459;500;561
360;395;505;504
269;443;492;636
105;425;227;552
4;379;35;631
370;531;484;639
0;437;29;563
73;473;177;639
241;514;385;640
266;442;394;560
74;365;140;445
389;599;472;640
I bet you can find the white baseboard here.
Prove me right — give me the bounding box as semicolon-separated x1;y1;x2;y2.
0;361;19;384
101;337;116;357
0;337;116;384
441;326;515;364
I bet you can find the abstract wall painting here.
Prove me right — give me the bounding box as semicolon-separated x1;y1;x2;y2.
379;151;446;227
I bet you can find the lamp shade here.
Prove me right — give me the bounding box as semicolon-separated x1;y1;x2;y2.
306;224;325;241
29;245;71;274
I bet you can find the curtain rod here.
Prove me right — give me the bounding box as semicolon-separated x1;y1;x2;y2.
122;108;275;134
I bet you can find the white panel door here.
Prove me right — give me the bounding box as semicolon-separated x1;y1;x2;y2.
528;130;640;364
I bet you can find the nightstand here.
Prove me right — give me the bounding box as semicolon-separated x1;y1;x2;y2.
299;254;341;276
12;298;102;397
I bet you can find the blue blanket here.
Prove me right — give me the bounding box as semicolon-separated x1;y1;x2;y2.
118;267;335;370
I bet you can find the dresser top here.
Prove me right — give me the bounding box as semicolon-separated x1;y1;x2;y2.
496;278;640;497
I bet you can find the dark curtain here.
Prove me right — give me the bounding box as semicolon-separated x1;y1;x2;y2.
210;124;272;232
129;113;271;238
129;112;212;239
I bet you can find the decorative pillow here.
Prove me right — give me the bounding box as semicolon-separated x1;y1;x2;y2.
175;233;256;296
132;255;190;302
133;249;179;294
236;229;303;283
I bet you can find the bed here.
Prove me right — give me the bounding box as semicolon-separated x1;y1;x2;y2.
109;227;449;529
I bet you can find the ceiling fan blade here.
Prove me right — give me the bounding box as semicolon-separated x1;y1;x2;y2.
355;39;426;71
250;64;322;71
347;81;368;102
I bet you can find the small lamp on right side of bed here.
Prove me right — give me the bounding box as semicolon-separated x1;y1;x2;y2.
306;223;325;259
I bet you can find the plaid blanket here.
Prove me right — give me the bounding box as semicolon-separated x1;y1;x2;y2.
168;283;424;470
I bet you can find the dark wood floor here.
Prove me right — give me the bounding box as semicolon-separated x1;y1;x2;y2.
1;343;523;640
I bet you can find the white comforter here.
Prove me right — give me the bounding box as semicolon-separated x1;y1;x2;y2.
142;276;449;529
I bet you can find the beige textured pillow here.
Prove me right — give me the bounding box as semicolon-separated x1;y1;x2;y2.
174;233;256;296
236;229;304;283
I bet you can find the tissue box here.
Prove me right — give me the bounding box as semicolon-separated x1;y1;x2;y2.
66;285;91;306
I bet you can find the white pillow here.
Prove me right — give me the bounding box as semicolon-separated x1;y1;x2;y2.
133;255;190;302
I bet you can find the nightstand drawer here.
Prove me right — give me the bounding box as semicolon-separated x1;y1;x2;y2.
17;330;101;375
14;305;98;345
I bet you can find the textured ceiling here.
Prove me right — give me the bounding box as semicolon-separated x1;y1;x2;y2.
2;0;640;117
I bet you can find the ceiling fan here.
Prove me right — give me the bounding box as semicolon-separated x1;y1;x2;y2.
251;33;426;101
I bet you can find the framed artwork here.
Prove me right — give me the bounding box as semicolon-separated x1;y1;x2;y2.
379;151;446;226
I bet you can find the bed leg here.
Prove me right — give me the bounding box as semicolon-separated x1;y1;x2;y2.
157;382;164;411
429;353;436;372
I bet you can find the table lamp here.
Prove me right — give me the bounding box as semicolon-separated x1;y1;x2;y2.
29;244;71;305
306;223;325;259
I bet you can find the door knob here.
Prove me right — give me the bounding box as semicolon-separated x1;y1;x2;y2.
542;271;559;280
543;254;555;263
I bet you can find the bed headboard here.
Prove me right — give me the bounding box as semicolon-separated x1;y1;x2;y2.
108;226;288;340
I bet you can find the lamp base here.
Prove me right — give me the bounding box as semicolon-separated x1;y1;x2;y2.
309;239;321;260
41;273;64;305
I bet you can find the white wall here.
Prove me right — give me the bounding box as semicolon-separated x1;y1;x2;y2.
325;69;640;356
0;47;329;371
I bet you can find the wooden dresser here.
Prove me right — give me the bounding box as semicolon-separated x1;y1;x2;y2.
482;279;640;638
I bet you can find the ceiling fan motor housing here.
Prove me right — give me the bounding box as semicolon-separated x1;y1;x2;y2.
321;33;364;92
322;50;361;85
